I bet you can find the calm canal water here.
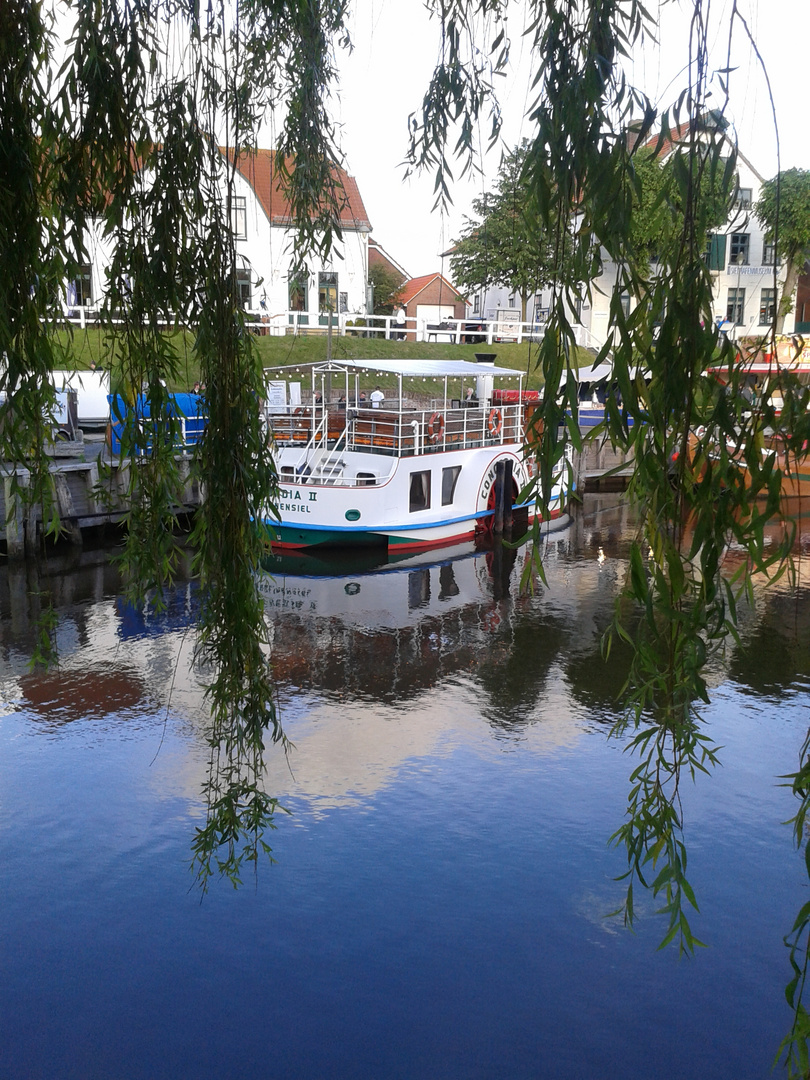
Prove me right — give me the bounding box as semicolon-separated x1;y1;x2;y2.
1;496;809;1079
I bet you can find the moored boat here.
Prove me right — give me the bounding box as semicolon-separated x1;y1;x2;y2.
263;357;569;552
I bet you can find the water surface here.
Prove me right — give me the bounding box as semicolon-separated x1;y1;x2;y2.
1;499;808;1079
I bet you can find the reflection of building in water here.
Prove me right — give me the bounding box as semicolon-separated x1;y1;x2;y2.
0;548;204;727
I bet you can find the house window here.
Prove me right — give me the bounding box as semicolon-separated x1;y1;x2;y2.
762;241;778;266
705;233;727;271
759;288;776;326
72;265;93;307
736;187;753;208
230;196;247;239
235;269;251;309
289;271;308;312
619;293;631;319
727;288;746;325
441;466;461;506
318;271;338;313
729;233;750;266
409;470;431;512
508;296;516;308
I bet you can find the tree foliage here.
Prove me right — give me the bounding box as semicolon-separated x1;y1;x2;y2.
369;262;405;314
4;1;810;1068
756;168;810;330
450;140;568;318
627;137;731;274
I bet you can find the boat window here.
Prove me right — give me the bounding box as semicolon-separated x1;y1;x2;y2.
439;564;460;599
409;470;431;512
441;466;461;506
356;472;376;486
280;466;295;479
407;569;430;609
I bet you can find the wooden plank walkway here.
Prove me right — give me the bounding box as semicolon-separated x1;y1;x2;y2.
1;439;202;558
1;431;631;558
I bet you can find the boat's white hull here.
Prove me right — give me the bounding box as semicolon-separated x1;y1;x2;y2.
266;444;564;551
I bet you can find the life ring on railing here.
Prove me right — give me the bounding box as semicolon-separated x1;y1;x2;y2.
487;408;503;438
427;412;445;442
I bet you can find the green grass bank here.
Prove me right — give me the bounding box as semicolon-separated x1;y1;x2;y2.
59;327;593;398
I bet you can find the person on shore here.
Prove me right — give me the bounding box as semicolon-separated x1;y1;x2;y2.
395;305;406;341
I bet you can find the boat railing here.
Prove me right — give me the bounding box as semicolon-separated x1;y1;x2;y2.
266;401;525;458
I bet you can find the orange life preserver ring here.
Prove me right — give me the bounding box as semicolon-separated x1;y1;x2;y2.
487;408;502;438
427;412;445;442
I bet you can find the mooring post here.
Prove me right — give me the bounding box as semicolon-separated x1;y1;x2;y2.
503;458;513;537
493;460;505;536
4;473;28;560
493;458;513;538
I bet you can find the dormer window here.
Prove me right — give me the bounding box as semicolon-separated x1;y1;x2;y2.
736;187;752;209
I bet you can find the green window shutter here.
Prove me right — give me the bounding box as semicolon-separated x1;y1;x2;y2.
707;234;726;271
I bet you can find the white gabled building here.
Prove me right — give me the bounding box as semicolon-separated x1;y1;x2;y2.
226;148;372;322
463;127;792;351
577;131;788;351
66;147;373;325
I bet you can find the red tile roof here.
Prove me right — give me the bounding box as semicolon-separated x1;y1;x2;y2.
224;148;371;230
398;273;463;305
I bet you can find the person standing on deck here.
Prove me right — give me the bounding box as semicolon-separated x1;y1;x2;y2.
370;386;384;409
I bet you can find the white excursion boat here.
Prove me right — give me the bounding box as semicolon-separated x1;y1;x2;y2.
263;357;570;552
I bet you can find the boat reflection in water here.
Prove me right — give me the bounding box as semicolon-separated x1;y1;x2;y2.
257;537;533;705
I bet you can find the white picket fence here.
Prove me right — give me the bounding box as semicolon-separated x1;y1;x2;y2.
59;306;606;347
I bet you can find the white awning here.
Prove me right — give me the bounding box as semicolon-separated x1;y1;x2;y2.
265;358;525;379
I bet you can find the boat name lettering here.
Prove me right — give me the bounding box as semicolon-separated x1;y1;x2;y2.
479;464;499;501
280;501;311;514
264;598;315;611
278;487;318;506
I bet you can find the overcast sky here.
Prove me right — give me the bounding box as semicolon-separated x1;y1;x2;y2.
332;0;807;278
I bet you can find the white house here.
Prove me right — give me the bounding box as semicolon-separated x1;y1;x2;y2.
465;128;790;350
577;140;785;350
66;147;373;326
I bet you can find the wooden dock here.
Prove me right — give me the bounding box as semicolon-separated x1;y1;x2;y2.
1;430;630;559
1;438;202;559
577;438;634;493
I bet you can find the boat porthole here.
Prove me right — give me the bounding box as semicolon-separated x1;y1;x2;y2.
345;509;361;521
344;582;361;595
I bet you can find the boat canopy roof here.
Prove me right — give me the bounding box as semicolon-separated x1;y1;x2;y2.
567;362;649;385
266;358;525;379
